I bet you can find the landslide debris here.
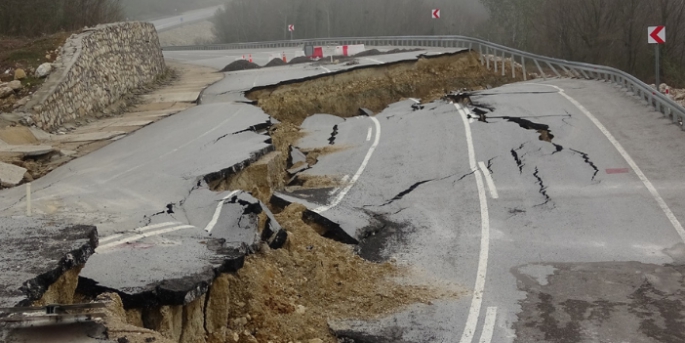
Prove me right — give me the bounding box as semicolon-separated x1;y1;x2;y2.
225;204;461;343
247;51;517;125
265;58;287;67
221;60;261;72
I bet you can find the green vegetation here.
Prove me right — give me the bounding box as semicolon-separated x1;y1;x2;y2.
0;0;123;37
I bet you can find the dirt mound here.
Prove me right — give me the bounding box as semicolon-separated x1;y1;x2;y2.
225;204;462;343
248;51;520;125
265;58;287;67
221;59;261;72
288;56;313;65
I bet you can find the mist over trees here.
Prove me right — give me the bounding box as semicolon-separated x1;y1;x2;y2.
0;0;123;37
120;0;223;20
212;0;488;43
480;0;685;86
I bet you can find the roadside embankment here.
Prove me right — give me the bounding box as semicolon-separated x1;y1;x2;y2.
16;22;166;132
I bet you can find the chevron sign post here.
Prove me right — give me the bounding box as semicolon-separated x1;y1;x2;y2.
432;9;440;19
649;26;666;90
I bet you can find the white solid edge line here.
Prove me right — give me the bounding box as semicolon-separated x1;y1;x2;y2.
478;161;499;199
321;66;332;73
532;83;685;244
478;307;498;343
99;225;195;251
328;175;351;196
314;117;381;213
457;104;491;343
409;98;421;103
366;127;373;141
205;190;240;233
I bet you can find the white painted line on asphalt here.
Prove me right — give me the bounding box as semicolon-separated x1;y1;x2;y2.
536;83;685;244
205;190;240;233
478;307;498;343
314;117;381;213
366;127;373;141
328;175;350;196
136;221;181;233
478;161;499;199
409;98;421;103
99;225;195;251
456;104;492;343
321;66;332;73
364;57;384;64
99;221;180;244
98;234;122;244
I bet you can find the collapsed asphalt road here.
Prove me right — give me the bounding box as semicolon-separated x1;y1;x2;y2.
3;42;685;343
275;80;685;342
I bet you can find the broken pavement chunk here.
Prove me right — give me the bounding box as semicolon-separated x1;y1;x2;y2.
227;191;288;250
0;162;27;187
359;108;374;117
0;219;98;307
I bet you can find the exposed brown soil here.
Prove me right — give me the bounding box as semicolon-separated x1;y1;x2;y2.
225;204;463;343
247;51;519;125
0;33;71;113
301;146;349;166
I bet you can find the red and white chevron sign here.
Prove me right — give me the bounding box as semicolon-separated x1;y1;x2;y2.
432;9;440;19
648;26;665;44
288;24;295;32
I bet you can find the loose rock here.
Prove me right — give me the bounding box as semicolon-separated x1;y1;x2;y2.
0;83;12;99
14;69;26;80
35;63;53;78
0;162;27;187
8;80;23;91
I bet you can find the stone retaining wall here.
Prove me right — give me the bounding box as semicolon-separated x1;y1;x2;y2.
20;22;166;131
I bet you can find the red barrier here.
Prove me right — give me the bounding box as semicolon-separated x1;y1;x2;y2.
312;47;324;59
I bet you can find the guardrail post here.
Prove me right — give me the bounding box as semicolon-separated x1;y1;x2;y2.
533;59;546;80
522;56;527;81
546;62;561;78
502;52;506;76
479;44;484;65
486;47;490;70
511;54;516;78
494;49;498;73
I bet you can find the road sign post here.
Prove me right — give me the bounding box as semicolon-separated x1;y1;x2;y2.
648;26;666;90
288;24;294;41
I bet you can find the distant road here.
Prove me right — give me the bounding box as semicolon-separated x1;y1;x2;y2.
150;5;223;32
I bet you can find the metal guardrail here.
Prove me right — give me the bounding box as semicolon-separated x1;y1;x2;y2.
162;36;685;127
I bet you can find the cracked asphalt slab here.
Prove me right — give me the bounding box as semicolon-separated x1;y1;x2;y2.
0;47;469;309
0;217;97;307
279;81;685;342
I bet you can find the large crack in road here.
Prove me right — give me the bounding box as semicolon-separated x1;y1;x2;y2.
2;49;517;343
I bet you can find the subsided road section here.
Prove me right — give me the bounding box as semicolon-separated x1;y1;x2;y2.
274;78;685;342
